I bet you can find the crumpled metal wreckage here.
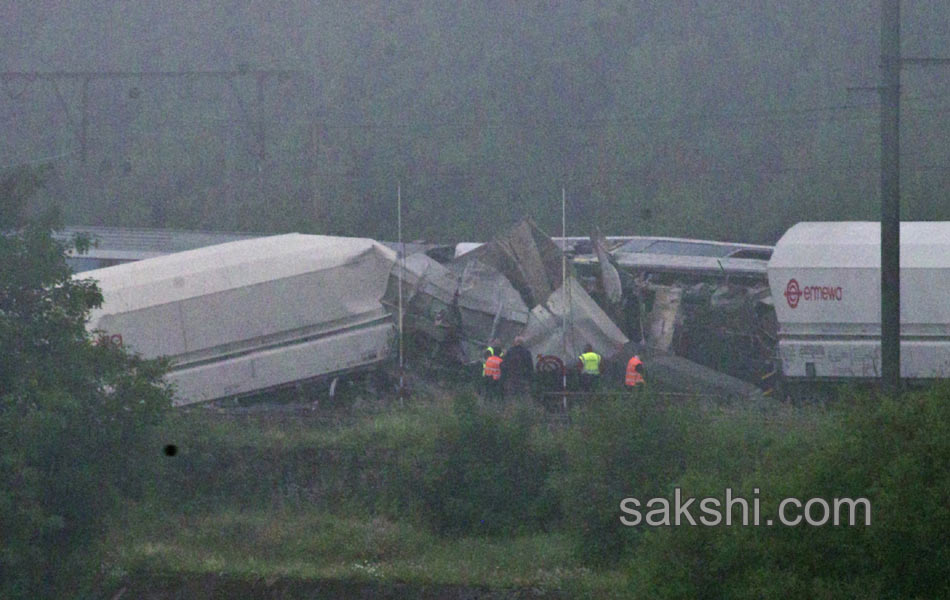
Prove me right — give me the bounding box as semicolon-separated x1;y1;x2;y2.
574;232;775;396
68;220;771;404
384;219;770;399
384;220;627;370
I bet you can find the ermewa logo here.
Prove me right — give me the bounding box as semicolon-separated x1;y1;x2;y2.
784;278;843;309
784;279;802;308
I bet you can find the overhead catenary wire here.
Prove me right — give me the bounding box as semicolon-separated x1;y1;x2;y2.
12;87;950;135
0;149;79;171
9;84;950;194
121;90;950;132
8;77;950;157
61;99;887;131
7;66;950;172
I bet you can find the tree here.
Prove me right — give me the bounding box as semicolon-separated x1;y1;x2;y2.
0;168;172;598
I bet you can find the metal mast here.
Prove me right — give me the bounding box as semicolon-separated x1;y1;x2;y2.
880;0;901;393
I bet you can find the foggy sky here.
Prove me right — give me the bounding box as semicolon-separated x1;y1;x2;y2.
3;1;950;243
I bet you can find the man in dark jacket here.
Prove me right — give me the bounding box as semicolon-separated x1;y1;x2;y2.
502;336;534;398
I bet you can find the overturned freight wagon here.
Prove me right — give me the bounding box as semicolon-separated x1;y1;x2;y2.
769;221;950;381
78;234;396;405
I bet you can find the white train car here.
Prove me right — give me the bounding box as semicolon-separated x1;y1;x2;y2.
768;222;950;381
78;234;396;405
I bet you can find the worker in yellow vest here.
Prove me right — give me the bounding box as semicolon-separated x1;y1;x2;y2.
577;344;602;392
483;346;504;401
625;355;645;388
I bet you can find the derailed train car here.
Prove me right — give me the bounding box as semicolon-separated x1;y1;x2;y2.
571;233;776;390
78;234;396;405
769;222;950;382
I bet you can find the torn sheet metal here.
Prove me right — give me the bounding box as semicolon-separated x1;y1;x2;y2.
520;276;629;360
453;219;564;307
612;275;778;387
674;282;777;384
573;238;779;388
384;249;530;363
454;218;627;361
645;286;683;353
454;257;531;359
591;229;623;306
388;218;629;365
383;253;460;342
455;257;531;327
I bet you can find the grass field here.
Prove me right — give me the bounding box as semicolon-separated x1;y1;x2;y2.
100;384;950;599
101;393;632;598
107;507;628;597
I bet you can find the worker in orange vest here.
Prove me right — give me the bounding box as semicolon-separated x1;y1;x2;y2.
625;354;645;388
483;346;504;401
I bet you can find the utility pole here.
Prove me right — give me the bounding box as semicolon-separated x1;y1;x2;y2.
880;0;901;394
862;2;950;394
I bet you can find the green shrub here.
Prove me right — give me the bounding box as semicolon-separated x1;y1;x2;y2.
148;406;449;516
555;393;696;565
0;183;172;599
838;387;950;597
620;386;950;599
392;395;559;536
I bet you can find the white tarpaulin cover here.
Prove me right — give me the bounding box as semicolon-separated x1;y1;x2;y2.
78;234;396;404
